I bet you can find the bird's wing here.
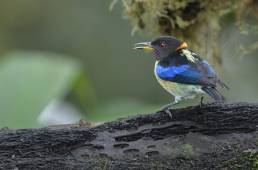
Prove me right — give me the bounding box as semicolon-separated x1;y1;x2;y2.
156;59;219;87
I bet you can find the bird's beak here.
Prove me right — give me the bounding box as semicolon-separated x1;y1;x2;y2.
133;42;155;53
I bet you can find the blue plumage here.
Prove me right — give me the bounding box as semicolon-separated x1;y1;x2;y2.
155;59;216;85
156;64;189;79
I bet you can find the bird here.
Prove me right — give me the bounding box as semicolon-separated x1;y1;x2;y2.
133;36;229;116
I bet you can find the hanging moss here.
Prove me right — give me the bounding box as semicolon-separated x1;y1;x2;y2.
112;0;258;69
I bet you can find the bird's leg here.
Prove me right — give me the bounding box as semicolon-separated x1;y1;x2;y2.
160;97;180;119
160;101;178;119
160;101;178;111
200;96;204;107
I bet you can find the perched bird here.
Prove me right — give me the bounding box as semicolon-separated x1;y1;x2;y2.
134;36;228;113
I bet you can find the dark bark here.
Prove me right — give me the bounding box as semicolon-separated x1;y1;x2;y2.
0;102;258;170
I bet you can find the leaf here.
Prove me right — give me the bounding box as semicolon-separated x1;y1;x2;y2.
0;51;85;128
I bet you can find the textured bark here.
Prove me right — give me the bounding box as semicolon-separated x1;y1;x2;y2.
0;102;258;170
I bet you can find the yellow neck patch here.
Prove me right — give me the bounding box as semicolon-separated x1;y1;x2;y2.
176;42;188;51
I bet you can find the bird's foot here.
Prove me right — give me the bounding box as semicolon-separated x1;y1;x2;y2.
200;96;204;107
163;109;173;119
159;101;179;119
164;109;173;119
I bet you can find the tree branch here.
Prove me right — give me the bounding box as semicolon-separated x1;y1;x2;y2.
0;102;258;169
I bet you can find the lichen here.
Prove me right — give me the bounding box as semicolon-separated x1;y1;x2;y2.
81;154;112;170
181;144;194;155
174;143;195;158
223;149;258;170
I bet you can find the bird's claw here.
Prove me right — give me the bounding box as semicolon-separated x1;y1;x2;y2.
162;109;173;119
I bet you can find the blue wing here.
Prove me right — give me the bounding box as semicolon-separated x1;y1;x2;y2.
156;60;217;86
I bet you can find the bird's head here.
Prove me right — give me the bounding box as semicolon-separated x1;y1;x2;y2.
134;36;188;60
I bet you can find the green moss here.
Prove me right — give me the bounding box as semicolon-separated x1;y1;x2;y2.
223;149;258;170
173;143;194;158
147;160;169;170
85;154;112;170
182;144;194;155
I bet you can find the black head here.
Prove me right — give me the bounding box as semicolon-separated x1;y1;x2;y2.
134;36;188;60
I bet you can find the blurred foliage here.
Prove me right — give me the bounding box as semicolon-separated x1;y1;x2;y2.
0;51;94;128
0;1;163;128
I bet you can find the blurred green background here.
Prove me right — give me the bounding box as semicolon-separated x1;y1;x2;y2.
0;0;257;128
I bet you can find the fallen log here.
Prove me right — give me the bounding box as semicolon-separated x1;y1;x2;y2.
0;102;258;170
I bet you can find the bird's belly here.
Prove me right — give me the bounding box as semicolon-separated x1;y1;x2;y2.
154;73;202;98
154;61;203;98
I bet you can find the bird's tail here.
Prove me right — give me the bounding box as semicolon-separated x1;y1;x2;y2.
201;86;225;102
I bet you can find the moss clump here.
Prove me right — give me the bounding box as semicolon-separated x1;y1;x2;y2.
181;144;194;156
223;149;258;170
113;0;258;69
81;153;112;170
173;143;195;158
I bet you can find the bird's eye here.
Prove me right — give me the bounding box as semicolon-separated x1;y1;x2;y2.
160;42;166;48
